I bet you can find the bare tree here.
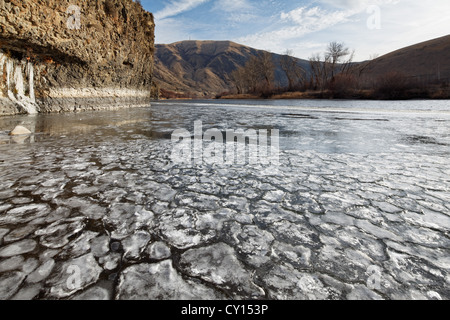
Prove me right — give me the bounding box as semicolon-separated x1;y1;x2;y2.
309;53;330;91
230;51;276;95
259;51;275;93
231;66;252;94
281;49;306;91
309;42;355;91
326;41;351;80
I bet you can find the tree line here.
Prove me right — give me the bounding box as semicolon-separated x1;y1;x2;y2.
227;41;450;100
230;42;354;97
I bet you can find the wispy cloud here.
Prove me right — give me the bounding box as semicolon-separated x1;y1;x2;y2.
318;0;400;10
154;0;211;20
212;0;253;12
211;0;258;24
237;5;355;52
146;0;450;61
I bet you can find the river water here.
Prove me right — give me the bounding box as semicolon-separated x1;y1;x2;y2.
0;99;449;300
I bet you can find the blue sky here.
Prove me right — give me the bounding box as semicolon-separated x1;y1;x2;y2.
140;0;450;61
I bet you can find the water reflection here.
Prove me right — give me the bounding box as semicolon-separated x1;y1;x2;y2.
0;100;449;155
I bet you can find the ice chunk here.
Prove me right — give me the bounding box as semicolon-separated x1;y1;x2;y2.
0;272;27;299
122;230;151;261
0;204;12;214
26;259;55;284
22;258;39;275
11;197;33;205
158;208;212;250
39;249;60;262
36;217;86;249
99;253;121;271
0;239;37;258
384;240;450;270
232;225;275;267
262;263;341;300
320;211;356;227
354;219;401;241
70;281;113;300
345;206;384;225
58;197;106;220
263;190;285;203
72;184;101;196
146;242;171;260
0;228;10;245
195;209;231;232
373;201;402;214
403;209;450;233
347;285;384;300
3;225;37;244
271;241;312;269
116;260;225;300
0;204;51;224
0;255;25;273
102;203;137;240
0;189;17;200
57;231;99;260
268;220;320;247
180;243;265;299
283;192;324;215
11;284;42;300
90;235;110;258
47;253;102;299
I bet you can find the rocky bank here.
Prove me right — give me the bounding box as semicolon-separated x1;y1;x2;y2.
0;0;155;116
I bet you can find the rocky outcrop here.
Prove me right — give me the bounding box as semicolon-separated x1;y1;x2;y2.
0;0;154;115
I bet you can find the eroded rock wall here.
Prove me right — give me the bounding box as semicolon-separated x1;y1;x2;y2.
0;0;154;115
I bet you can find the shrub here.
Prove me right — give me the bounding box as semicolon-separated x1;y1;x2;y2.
374;72;412;99
329;74;358;98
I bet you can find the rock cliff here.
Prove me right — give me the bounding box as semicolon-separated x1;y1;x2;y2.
0;0;154;115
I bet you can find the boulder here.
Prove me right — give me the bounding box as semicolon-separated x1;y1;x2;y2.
9;126;32;136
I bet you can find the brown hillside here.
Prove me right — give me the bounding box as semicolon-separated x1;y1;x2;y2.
360;34;450;83
153;40;309;98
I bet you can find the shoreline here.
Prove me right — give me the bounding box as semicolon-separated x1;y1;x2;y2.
217;90;450;101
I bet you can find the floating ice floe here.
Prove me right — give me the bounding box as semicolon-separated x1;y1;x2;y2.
116;260;226;300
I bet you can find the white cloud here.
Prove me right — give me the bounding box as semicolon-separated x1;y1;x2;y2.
318;0;400;10
236;5;355;53
280;6;353;29
150;0;450;61
212;0;253;12
154;0;210;20
212;0;257;24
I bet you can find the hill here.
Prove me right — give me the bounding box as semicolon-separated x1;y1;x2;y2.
153;35;450;99
153;41;309;98
359;35;450;84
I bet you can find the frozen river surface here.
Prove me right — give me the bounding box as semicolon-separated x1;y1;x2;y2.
0;99;449;300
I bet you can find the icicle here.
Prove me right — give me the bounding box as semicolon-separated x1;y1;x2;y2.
1;52;38;114
26;61;35;101
6;57;13;92
0;53;5;69
0;53;5;98
14;64;25;97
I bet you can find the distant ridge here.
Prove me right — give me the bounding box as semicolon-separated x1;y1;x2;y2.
153;40;309;98
153;35;450;98
360;34;450;82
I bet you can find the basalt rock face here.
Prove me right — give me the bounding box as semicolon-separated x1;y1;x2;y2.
0;0;155;115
